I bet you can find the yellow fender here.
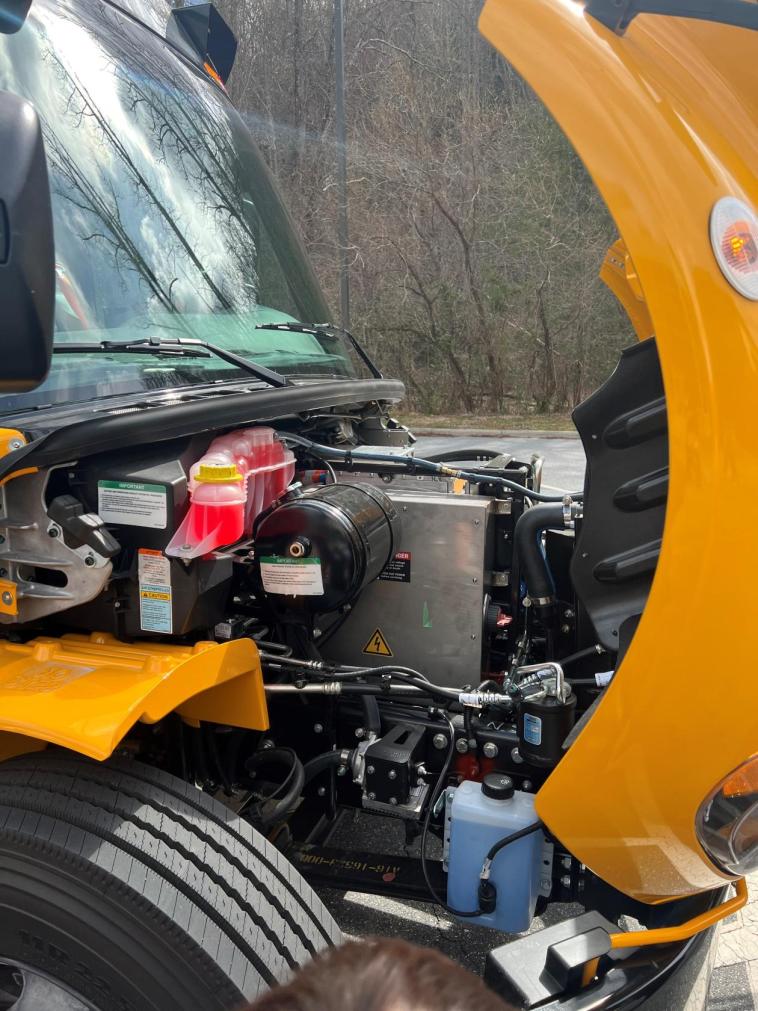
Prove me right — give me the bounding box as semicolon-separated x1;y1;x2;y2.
0;632;268;760
480;0;758;900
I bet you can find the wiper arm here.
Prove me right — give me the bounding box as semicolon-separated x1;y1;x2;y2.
54;337;291;388
254;322;383;379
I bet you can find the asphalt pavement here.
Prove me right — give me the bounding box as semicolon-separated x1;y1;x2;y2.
413;433;586;493
312;433;757;1010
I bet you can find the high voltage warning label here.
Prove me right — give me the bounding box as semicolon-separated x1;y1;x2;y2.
363;628;393;656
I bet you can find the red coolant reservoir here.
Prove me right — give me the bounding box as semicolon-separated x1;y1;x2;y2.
166;427;295;560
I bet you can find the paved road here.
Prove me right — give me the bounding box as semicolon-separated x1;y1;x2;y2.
413;434;586;493
313;434;757;1009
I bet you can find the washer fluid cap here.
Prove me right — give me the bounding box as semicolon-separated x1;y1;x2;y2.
196;463;244;483
482;772;514;800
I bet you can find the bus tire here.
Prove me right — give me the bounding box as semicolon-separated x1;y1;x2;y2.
0;751;340;1010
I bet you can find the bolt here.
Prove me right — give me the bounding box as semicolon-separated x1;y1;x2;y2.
482;742;498;759
367;765;375;775
455;739;469;755
355;727;366;739
48;527;59;538
388;769;397;780
261;738;275;750
522;779;533;791
472;577;478;584
8;439;23;451
85;555;95;567
313;723;324;734
561;875;572;889
562;856;572;870
389;797;398;806
561;623;570;634
336;765;347;777
432;733;448;750
367;792;376;801
510;747;524;765
0;569;6;578
317;786;326;797
114;601;121;609
474;519;480;526
1;591;12;605
470;633;477;640
564;608;574;619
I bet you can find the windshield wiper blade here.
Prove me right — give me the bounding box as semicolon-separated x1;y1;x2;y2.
254;322;383;379
54;337;291;388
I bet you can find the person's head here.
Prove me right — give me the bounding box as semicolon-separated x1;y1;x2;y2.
244;938;514;1011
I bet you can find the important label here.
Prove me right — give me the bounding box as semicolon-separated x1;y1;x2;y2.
98;480;168;529
378;551;411;584
138;549;173;634
523;713;542;746
259;557;324;596
363;628;393;657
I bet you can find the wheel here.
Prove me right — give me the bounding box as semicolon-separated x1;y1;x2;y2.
0;752;341;1010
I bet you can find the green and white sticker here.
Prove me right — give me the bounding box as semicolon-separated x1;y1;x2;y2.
259;556;324;596
98;480;168;529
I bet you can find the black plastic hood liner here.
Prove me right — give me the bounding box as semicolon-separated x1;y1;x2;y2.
0;378;406;482
570;339;668;653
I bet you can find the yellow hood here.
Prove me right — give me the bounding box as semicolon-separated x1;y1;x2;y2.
480;0;758;900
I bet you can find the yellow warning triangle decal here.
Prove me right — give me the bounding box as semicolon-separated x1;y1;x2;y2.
363;627;393;656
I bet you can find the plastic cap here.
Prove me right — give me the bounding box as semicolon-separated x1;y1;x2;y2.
195;463;243;484
482;772;514;800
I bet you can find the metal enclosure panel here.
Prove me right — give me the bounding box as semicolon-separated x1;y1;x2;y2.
321;491;494;686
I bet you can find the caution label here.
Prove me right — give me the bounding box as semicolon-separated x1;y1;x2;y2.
363;628;393;657
138;549;173;634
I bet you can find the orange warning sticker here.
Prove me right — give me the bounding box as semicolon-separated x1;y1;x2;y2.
363;628;393;657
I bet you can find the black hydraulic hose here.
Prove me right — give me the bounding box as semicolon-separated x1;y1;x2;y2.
303;749;345;784
261;654;459;703
420;715;484;917
281;434;582;503
362;694;382;736
513;503;565;605
245;747;305;827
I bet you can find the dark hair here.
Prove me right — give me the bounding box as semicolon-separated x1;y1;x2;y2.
244;938;514;1011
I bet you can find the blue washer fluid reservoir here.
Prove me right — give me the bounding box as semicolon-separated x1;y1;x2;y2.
446;773;543;932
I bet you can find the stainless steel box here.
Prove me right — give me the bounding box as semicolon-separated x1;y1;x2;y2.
321;490;495;687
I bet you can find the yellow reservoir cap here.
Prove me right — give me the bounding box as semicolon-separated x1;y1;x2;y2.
195;463;244;483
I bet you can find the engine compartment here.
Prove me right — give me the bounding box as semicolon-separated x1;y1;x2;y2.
0;339;668;930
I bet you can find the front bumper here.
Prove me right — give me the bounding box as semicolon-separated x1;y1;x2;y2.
485;890;726;1010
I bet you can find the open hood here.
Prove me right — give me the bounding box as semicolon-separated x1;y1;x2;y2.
479;0;758;900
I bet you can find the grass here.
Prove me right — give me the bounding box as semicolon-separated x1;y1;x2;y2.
395;412;573;431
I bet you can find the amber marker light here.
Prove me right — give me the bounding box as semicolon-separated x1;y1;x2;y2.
710;197;758;300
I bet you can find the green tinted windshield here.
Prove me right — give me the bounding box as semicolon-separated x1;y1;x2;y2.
0;0;356;414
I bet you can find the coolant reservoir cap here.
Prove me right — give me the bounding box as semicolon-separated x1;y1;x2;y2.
195;463;244;483
482;772;514;801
